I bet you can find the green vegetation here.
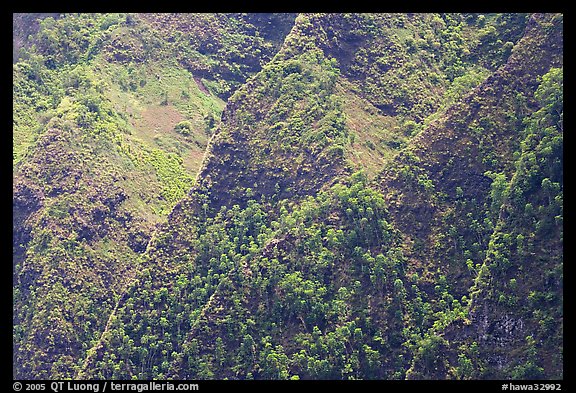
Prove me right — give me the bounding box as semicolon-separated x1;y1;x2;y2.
13;12;294;378
81;174;420;379
14;13;562;380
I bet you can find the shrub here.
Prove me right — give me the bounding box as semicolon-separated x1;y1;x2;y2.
174;120;193;136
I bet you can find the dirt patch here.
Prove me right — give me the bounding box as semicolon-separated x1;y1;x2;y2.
135;104;185;137
182;149;206;174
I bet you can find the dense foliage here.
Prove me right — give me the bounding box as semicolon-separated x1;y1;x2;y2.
13;13;562;380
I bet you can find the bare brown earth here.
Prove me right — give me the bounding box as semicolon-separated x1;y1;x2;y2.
135;104;185;136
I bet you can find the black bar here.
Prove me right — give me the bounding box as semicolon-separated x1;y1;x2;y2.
10;380;568;393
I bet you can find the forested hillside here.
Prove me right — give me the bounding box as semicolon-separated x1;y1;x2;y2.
13;13;562;380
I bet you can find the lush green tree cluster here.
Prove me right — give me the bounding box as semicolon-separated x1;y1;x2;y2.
81;173;439;379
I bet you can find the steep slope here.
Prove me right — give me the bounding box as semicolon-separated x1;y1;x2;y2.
180;13;531;211
12;13;60;63
79;168;419;379
13;119;151;378
76;14;352;378
74;13;561;380
444;65;563;379
194;14;349;212
13;13;295;379
372;12;563;379
375;12;562;293
14;13;562;381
